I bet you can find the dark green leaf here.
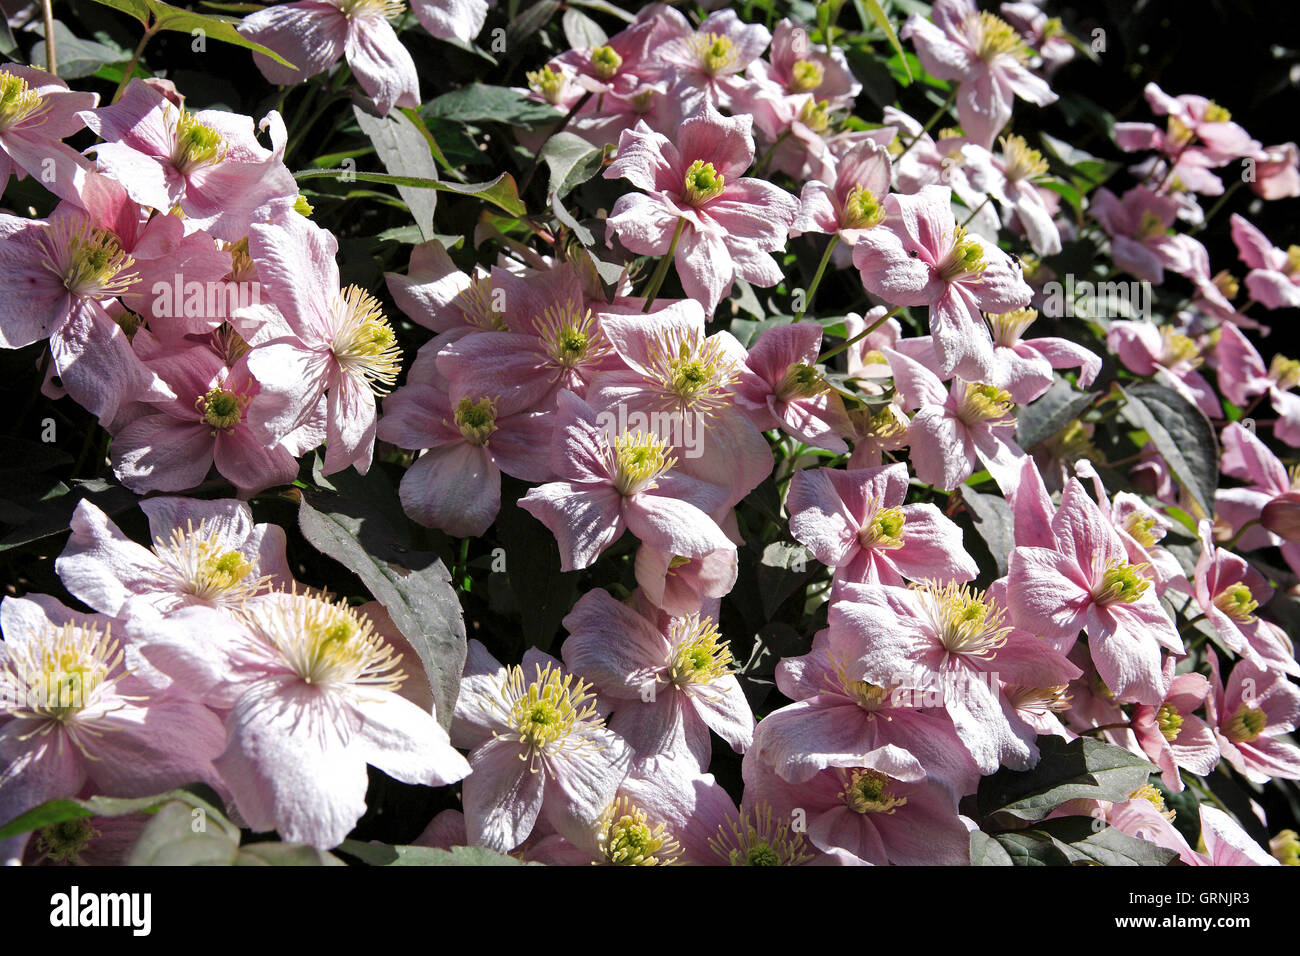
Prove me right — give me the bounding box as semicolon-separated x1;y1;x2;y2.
1119;383;1218;517
426;84;561;127
353;106;439;241
1017;377;1095;449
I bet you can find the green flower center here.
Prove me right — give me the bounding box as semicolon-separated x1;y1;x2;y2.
453;396;498;446
1092;560;1151;606
198;385;247;431
1156;702;1183;741
683;158;727;205
0;72;48;131
1225;703;1267;744
842;185;885;230
591;45;623;81
790;59;824;93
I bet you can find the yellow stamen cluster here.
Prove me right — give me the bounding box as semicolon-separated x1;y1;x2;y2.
986;306;1038;347
1271;829;1300;866
683;158;727;206
666;614;734;687
849;404;908;445
497;663;601;760
1159;325;1201;367
644;327;738;419
1005;684;1072;715
452;396;498;446
35;818;101;864
526;64;568;105
709;804;813;866
1213;270;1239;300
240;591;405;691
1135;209;1168;241
172;109;227;173
0;71;49;131
1269;355;1300;391
1092;559;1151;606
690;32;739;75
1202;102;1231;124
1000;134;1049;182
334;0;405;19
151;520;262;606
1214;582;1258;622
115;310;146;340
840;768;908;815
797;98;832;134
197;384;249;432
777;362;828;400
789;59;825;93
842;184;885;230
1155;701;1183;741
956;381;1015;425
330;285;402;392
859;505;906;550
455;275;508;331
533;301;608;375
597;796;680;865
1;621;123;727
939;224;987;281
590;45;623;81
1122;511;1160;548
918;582;1010;660
971;11;1029;62
1224;702;1267;744
41;220;139;300
1285;245;1300;277
1131;783;1176;821
609;430;675;497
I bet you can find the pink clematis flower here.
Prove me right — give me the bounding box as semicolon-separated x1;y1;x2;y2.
1215;422;1300;580
520;390;733;571
1229;213;1300;311
411;0;490;44
854;184;1033;381
1249;142;1300;200
1112;799;1279;867
1205;653;1300;784
981;308;1100;404
901;0;1057;148
648;7;771;113
884;108;1001;236
885;344;1027;492
376;383;553;537
733;323;852;452
451;640;629;852
110;328;315;494
757;627;981;794
0;594;226;865
999;2;1075;73
791;140;893;246
1191;521;1291;674
1130;657;1219;792
239;0;420;116
0;64;98;204
560;589;753;769
746;17;861;109
130;594;470;849
634;544;738;618
829;581;1082;772
1215;323;1300;447
56;496;291;619
979;133;1061;256
1106;320;1221;418
1089;186;1199;285
1116;83;1259;167
78;80;296;241
603;104;798;314
241;212;403;475
742;750;971;865
787;462;976;590
583;302;773;509
1006;476;1184;705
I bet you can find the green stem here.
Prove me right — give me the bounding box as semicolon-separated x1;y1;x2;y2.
41;0;56;74
817;304;903;362
1223;518;1260;552
1183;773;1230;813
640;217;687;312
520;91;592;194
897;88;957;160
1179;611;1207;634
113;24;159;104
794;235;840;322
960;193;993;228
1193;178;1244;234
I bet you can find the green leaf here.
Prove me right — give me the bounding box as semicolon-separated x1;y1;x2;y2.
562;7;607;48
507;0;560;46
235;842;347;866
977;735;1158;823
566;0;634;23
128;802;241;865
1028;817;1179;866
492;478;580;654
84;0;151;26
857;0;911;83
1119;383;1218;517
992;830;1074;865
426;83;562;127
143;0;297;69
338;840;534;865
1017;377;1095;449
0;477;138;553
293;169;526;217
959;487;1015;577
353;106;439;241
32;21;128;80
970;829;1014;866
540;131;603;200
298;493;467;731
0;789;230;841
